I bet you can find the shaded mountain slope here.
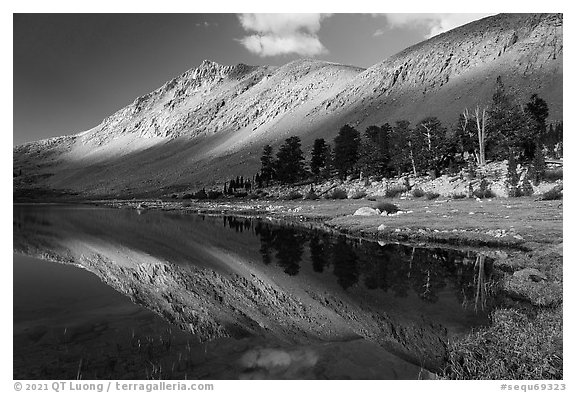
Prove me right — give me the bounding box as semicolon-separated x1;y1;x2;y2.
14;13;562;198
312;13;562;129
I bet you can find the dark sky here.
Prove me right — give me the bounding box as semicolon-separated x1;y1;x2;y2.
13;13;491;145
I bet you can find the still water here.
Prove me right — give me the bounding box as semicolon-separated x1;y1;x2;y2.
13;204;496;379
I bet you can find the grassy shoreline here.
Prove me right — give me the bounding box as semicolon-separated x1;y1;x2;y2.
95;195;562;379
23;195;562;379
97;196;562;249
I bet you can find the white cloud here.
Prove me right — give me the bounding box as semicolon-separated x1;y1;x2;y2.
379;13;496;38
240;34;326;57
237;13;331;57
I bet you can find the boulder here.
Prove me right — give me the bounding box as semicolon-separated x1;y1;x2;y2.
513;268;547;282
353;207;380;216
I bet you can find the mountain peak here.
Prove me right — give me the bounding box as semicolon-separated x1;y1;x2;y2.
199;59;222;68
14;13;562;198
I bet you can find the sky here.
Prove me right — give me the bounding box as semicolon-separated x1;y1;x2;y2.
13;13;495;145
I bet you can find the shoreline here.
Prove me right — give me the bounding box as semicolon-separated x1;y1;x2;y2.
91;196;562;252
14;197;564;379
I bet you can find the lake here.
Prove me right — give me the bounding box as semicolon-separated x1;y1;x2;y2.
13;204;497;379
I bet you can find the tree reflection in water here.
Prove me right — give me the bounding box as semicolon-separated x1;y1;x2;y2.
309;234;330;273
331;235;359;290
273;228;303;276
222;216;496;310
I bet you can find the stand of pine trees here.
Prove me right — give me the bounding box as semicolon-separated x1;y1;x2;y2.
255;78;561;188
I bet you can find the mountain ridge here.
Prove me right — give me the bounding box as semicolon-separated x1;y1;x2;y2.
14;13;563;198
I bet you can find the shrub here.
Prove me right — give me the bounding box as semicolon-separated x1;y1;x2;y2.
234;191;248;198
506;154;520;197
542;185;563;200
182;193;194;199
249;193;259;200
207;190;222;199
473;189;496;199
385;185;406;198
473;179;495;199
171;194;178;199
425;191;440;200
350;190;367;199
194;189;208;200
508;187;522;198
327;188;348;199
452;193;467;199
375;201;399;214
467;159;477;180
285;191;303;200
304;190;319;200
543;168;563;182
442;308;562;380
412;188;425;198
520;177;534;197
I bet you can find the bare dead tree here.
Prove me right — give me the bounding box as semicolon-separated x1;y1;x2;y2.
421;122;433;152
407;139;418;176
462;106;488;166
474;105;487;166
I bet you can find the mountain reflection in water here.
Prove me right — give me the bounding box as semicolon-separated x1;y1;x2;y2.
14;205;498;379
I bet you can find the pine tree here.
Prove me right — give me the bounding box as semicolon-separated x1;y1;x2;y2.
275;136;306;184
310;138;328;177
555;122;563;157
389;120;410;175
522;94;549;160
531;144;546;186
525;94;549;131
357;124;393;178
487;76;528;161
543;121;563;158
377;123;393;176
453;113;477;160
321;144;333;179
333;125;361;180
260;145;275;185
390;120;420;176
357;129;379;178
